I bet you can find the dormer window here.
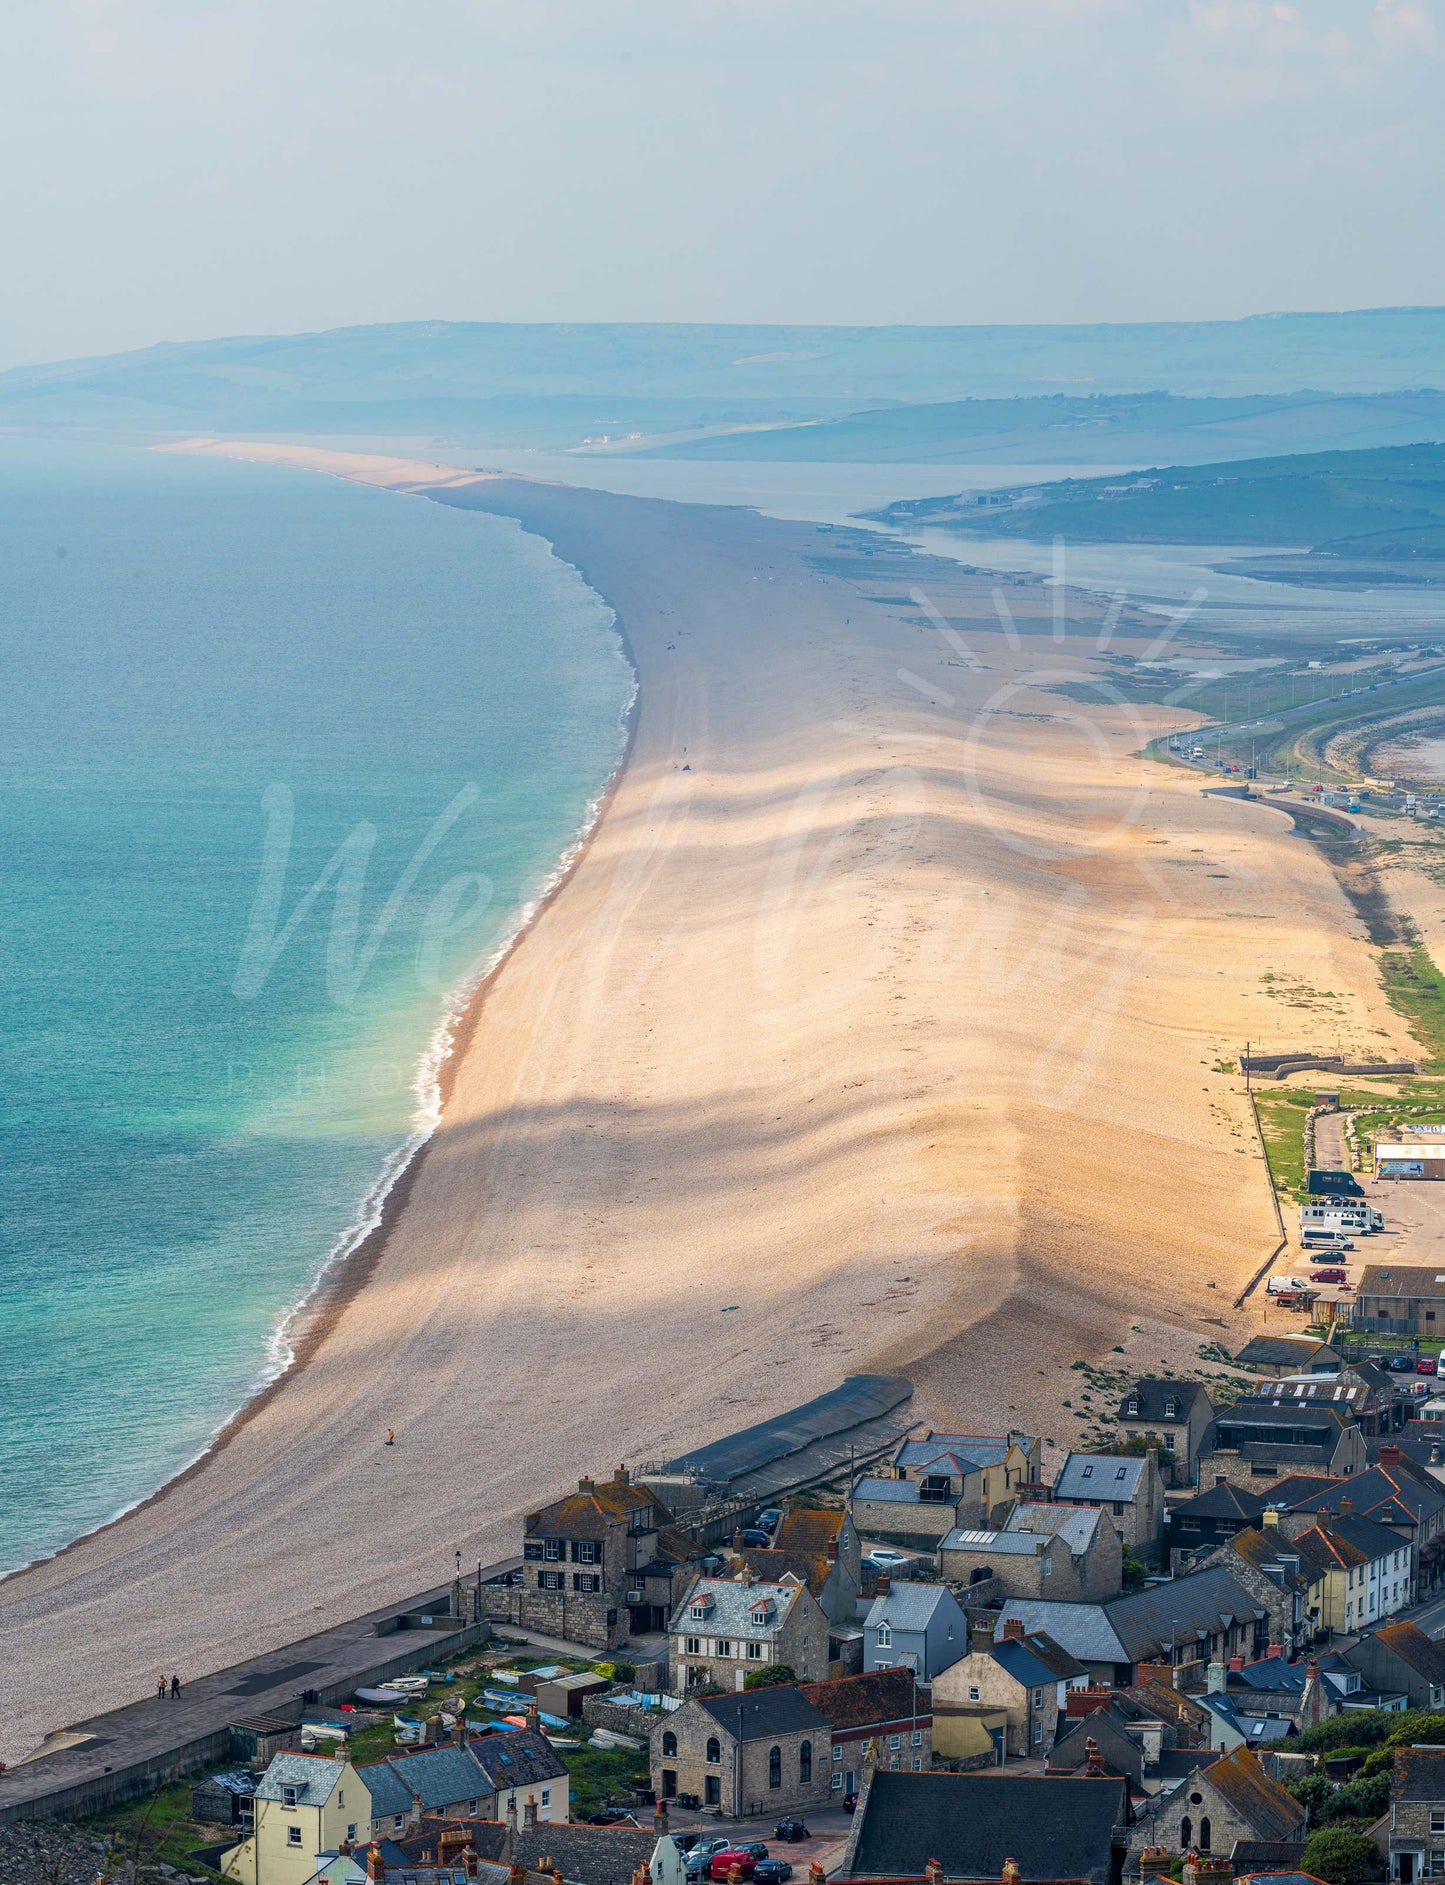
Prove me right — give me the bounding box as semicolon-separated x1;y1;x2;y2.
281;1784;298;1809
877;1622;892;1648
691;1600;711;1620
1125;1399;1139;1417
1164;1400;1177;1420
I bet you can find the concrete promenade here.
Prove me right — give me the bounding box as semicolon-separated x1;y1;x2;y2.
0;1559;519;1824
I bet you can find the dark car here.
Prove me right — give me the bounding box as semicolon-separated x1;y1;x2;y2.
843;1792;858;1813
737;1529;771;1548
1391;1354;1418;1373
755;1864;793;1883
758;1508;783;1534
710;1852;757;1881
741;1845;769;1862
774;1821;809;1842
589;1809;638;1826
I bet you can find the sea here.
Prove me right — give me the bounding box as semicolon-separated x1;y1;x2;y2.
0;438;632;1576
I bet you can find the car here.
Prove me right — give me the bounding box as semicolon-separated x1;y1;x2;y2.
843;1792;859;1814
1310;1268;1348;1284
737;1529;772;1548
687;1845;730;1879
774;1820;810;1842
710;1852;757;1881
739;1845;769;1862
758;1508;783;1534
754;1865;794;1883
1419;1357;1439;1376
672;1833;704;1853
1391;1354;1418;1373
589;1809;639;1826
864;1548;911;1572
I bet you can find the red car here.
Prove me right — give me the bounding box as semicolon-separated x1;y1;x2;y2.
712;1856;757;1882
1418;1357;1438;1376
1310;1269;1348;1284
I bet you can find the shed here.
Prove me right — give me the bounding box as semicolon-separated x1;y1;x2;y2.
1376;1144;1445;1179
190;1768;257;1827
227;1712;298;1765
537;1672;610;1718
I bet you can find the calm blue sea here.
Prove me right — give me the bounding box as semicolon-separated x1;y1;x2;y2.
0;439;631;1575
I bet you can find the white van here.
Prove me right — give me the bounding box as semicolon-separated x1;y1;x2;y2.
1301;1229;1355;1251
1301;1204;1378;1234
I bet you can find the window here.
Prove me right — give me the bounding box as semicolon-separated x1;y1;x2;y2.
1113;1502;1124;1517
800;1741;813;1784
1165;1400;1177;1420
706;1737;721;1764
705;1777;721;1807
544;1539;562;1561
539;1570;565;1591
573;1540;600;1564
1081;1464;1094;1478
685;1636;702;1656
1115;1467;1127;1481
968;1685;980;1703
833;1747;843;1762
395;1816;405;1832
717;1640;732;1658
1432;1811;1445;1835
911;1730;923;1747
1180;1820;1192;1853
468;1802;477;1817
876;1623;892;1648
831;1774;844;1791
691;1603;709;1621
1033;1689;1043;1707
281;1786;298;1809
747;1642;763;1660
347;1826;357;1843
889;1734;901;1751
769;1746;782;1790
1198;1818;1211;1854
338;1791;344;1808
1032;1717;1042;1745
541;1790;551;1808
920;1475;951;1503
573;1573;601;1593
663;1732;678;1759
1125;1399;1139;1416
288;1827;302;1847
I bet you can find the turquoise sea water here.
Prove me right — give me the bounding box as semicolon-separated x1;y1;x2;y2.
0;439;631;1575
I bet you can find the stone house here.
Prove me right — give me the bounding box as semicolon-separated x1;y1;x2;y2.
1382;1743;1445;1881
1168;1483;1271;1565
849;1434;1039;1549
651;1686;831;1816
1286;1513;1414;1634
1230;1337;1342;1378
940;1503;1122;1604
737;1502;863;1628
516;1468;701;1650
1346;1619;1445;1711
1198;1401;1366;1490
221;1753;368;1885
798;1667;932;1799
1052;1452;1166;1565
360;1733;570;1840
1195;1524;1314;1657
1285;1449;1445;1597
930;1618;1086;1760
1116;1381;1214;1488
1133;1744;1304;1858
863;1581;968;1679
669;1567;829;1693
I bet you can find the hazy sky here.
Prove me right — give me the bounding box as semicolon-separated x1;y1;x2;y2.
3;0;1443;370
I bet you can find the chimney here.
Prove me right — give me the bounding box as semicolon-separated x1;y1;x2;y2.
1207;1664;1226;1695
1381;1446;1402;1467
1084;1736;1105;1777
1340;1498;1353;1515
503;1795;519;1863
339;1836;353;1857
875;1575;891;1597
467;1858;480;1880
733;1529;744;1553
809;1867;827;1885
410;1791;423;1829
1262;1509;1280;1528
1001;1618;1026;1642
616;1464;631;1484
580;1476;596;1495
925;1862;945;1885
1228;1655;1245;1673
655;1797;670;1833
524;1797;539;1831
1266;1644;1282;1660
367;1846;386;1884
1002;1865;1022;1885
526;1701;541;1735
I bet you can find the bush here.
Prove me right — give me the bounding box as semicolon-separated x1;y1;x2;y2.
1297;1712;1399;1753
1327;1774;1391;1824
1302;1827;1382;1885
1388;1712;1445;1748
1360;1748;1396;1779
1288;1773;1337;1819
744;1664;796;1690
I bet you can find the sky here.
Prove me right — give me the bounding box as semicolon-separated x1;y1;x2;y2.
2;0;1443;371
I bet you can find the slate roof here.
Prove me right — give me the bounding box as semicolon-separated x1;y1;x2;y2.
1005;1503;1106;1556
256;1753;346;1805
997;1567;1264;1668
1201;1746;1305;1840
774;1507;846;1554
864;1583;963;1635
1231;1339;1340;1371
361;1745;491;1820
1371;1620;1445;1686
993;1632;1085;1689
1118;1380;1212;1422
673;1574;805;1640
1228;1843;1308;1875
526;1470;666;1541
894;1440;987;1477
447;1819;663;1885
1169;1483;1269;1524
1156;1749;1221;1780
1395;1746;1445;1803
940;1528;1048;1558
799;1668;927;1731
468;1729;568;1790
1288;1461;1445;1531
1049;1710;1144;1783
847;1769;1128;1884
1358;1266;1445;1302
736;1547;834;1598
853;1477;924;1504
1054;1455;1147;1503
899;1433;1015;1473
1298;1512;1408;1569
1210;1402;1357;1436
694;1686;827;1742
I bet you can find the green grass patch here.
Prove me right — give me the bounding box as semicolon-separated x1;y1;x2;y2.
83;1776;226;1878
1252;1089;1313;1200
560;1740;650;1819
1380;945;1445;1069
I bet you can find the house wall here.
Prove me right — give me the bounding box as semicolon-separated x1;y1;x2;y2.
1195;1430;1366;1492
1067;1461;1165;1565
1316;1544;1413;1635
1347;1636;1445;1710
1387;1797;1445;1880
849;1498;962;1549
670;1587;830;1693
1140;1769;1303;1858
938;1542;1055;1602
221;1768;364;1885
930;1651;1056;1758
651;1705;831;1817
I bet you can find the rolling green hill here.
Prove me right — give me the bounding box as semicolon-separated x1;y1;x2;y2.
874;442;1445;555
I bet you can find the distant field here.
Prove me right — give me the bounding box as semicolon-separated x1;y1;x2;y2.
875;442;1445;556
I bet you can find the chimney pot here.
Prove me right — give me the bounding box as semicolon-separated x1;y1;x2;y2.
1002;1864;1022;1885
1265;1643;1282;1659
1001;1618;1026;1641
875;1575;891;1597
1228;1655;1245;1672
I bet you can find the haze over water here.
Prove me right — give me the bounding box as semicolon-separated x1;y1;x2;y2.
0;440;630;1575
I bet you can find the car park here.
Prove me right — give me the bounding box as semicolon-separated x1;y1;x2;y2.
740;1845;769;1862
687;1842;731;1878
710;1852;758;1881
1391;1354;1419;1373
755;1864;794;1883
1309;1268;1348;1284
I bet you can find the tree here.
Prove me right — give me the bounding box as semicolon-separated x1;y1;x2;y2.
1302;1827;1381;1885
744;1663;796;1690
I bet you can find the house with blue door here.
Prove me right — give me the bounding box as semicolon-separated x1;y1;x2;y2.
863;1582;968;1680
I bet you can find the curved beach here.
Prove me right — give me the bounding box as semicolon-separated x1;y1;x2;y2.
0;457;1408;1765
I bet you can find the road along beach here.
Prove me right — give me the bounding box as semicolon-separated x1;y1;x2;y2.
0;447;1407;1765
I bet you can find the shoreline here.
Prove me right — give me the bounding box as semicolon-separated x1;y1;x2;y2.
1;448;641;1591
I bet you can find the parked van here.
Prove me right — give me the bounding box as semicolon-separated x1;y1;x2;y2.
1302;1204;1378;1234
1308;1170;1365;1200
1268;1275;1311;1294
1302;1229;1355;1251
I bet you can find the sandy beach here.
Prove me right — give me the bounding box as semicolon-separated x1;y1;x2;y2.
0;447;1412;1765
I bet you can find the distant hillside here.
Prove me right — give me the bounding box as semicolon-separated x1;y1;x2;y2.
626;389;1445;468
5;309;1445;441
873;443;1445;557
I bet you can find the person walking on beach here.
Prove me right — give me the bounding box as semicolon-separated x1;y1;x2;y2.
157;1676;166;1703
170;1674;181;1700
385;1429;395;1447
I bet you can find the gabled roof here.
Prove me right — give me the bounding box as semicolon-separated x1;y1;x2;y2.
1118;1380;1212;1422
1005;1503;1106;1556
899;1432;1026;1473
993;1631;1085;1688
1287;1461;1445;1530
853;1476;924;1504
774;1507;846;1554
673;1574;805;1641
453;1819;664;1885
1370;1621;1445;1686
997;1567;1264;1668
256;1753;347;1805
1358;1266;1445;1302
526;1469;664;1541
693;1686;827;1741
864;1582;964;1635
1049;1709;1145;1782
1298;1512;1408;1569
1231;1338;1340;1370
1202;1745;1306;1840
468;1729;569;1789
895;1439;988;1478
1396;1747;1445;1803
799;1668;926;1731
847;1769;1128;1884
1055;1455;1148;1503
1210;1401;1357;1434
737;1547;834;1599
360;1744;490;1819
1170;1483;1268;1523
1228;1843;1309;1875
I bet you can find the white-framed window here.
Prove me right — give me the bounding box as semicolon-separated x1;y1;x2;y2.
717;1639;733;1658
347;1826;357;1843
889;1735;901;1750
1032;1717;1043;1744
747;1642;764;1660
468;1801;477;1816
281;1786;298;1809
690;1602;709;1620
1431;1810;1445;1835
911;1730;923;1746
1033;1689;1043;1706
574;1539;599;1564
877;1623;892;1648
542;1789;551;1807
833;1746;843;1762
287;1827;302;1847
831;1774;844;1790
1165;1400;1177;1419
395;1816;405;1832
685;1636;701;1655
544;1539;562;1561
968;1685;980;1702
